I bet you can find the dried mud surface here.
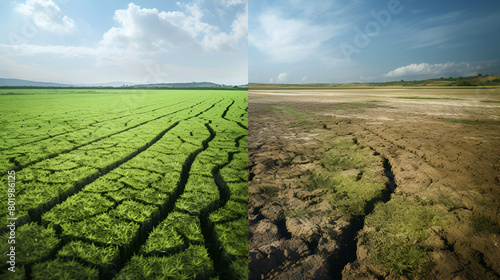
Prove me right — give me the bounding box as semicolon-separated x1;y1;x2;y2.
248;88;500;280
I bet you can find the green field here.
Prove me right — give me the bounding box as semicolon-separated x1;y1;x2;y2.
0;89;248;279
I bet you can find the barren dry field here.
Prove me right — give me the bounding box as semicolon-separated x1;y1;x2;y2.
248;87;500;279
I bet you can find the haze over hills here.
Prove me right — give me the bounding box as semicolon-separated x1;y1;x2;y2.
0;78;247;88
0;78;71;87
0;78;138;87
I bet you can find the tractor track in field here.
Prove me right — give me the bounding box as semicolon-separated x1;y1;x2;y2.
8;100;210;173
1;100;191;152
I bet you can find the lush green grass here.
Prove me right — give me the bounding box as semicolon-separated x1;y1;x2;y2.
0;89;248;278
209;200;247;223
214;218;248;279
42;193;115;225
112;200;158;223
116;245;214;279
363;196;448;277
175;183;220;215
62;213;140;245
0;265;26;279
32;258;99;279
141;212;204;254
57;241;119;269
0;223;59;264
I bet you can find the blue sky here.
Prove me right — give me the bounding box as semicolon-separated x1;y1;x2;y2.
0;0;247;85
249;0;500;83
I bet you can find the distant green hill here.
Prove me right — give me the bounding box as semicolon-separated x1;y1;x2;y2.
0;79;248;90
249;74;500;89
138;82;222;87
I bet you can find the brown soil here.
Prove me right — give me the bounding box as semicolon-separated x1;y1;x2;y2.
248;88;500;280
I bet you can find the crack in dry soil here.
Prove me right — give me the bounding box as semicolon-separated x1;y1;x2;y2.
249;89;500;280
335;152;398;280
248;102;397;279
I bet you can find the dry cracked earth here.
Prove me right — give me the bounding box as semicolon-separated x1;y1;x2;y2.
247;88;500;280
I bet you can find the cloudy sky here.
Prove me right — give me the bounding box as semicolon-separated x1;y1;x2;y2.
249;0;500;84
0;0;247;85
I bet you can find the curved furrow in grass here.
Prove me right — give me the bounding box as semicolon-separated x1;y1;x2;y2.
221;99;235;119
187;97;224;120
113;121;217;278
234;134;247;148
0;97;178;149
195;102;248;279
6;100;207;174
25;121;181;224
0;100;190;152
234;119;248;130
200;150;237;279
0;92;247;279
1;117;213;279
204;135;248;279
8;100;223;227
221;98;248;130
8;99;219;201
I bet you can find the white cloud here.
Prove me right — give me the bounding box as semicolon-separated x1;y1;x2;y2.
277;72;288;82
2;2;247;85
250;11;339;63
16;0;75;33
100;3;203;53
270;72;288;83
100;2;246;54
383;61;498;78
203;3;247;52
